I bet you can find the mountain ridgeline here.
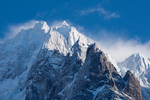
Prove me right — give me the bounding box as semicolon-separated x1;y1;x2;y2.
0;21;145;100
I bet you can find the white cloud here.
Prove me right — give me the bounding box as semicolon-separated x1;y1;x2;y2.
0;20;37;43
1;20;150;63
72;26;150;62
80;7;120;19
97;39;150;62
88;29;150;62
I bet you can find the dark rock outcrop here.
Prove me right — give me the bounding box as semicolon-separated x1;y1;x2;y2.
25;43;144;100
123;70;144;100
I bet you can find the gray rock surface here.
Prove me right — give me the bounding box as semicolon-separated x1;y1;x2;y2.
0;20;145;100
25;43;144;100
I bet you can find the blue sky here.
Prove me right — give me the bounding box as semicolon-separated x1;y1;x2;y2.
0;0;150;61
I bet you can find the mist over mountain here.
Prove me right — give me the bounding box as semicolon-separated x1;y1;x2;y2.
0;21;147;100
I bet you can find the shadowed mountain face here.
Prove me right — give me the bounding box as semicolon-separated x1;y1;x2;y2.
0;21;145;100
123;70;144;100
25;43;144;100
118;53;150;100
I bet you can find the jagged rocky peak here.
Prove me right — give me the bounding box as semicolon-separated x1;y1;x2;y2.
32;21;50;33
105;53;121;75
51;20;71;39
63;20;69;26
41;20;93;56
125;53;149;65
132;53;145;57
123;70;133;81
118;53;150;77
129;53;149;65
32;43;143;100
73;43;144;100
87;43;100;53
118;53;150;100
0;20;146;100
51;20;93;46
123;70;144;100
18;21;50;35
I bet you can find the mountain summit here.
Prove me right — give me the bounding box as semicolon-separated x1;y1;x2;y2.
118;53;150;100
0;21;144;100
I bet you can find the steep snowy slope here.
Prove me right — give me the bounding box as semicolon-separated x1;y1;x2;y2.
118;53;150;77
0;21;93;100
0;21;50;81
0;20;144;100
0;21;51;100
118;53;150;100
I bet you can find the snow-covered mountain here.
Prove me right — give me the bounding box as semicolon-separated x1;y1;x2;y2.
0;21;50;99
0;20;144;100
118;53;150;100
0;20;93;100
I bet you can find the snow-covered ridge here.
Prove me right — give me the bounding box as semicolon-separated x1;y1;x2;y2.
0;20;94;100
0;20;138;100
41;20;94;55
0;21;52;100
118;53;150;100
34;21;50;33
118;53;150;78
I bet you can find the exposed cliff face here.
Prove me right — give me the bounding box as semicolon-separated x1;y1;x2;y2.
0;20;145;100
25;42;144;100
123;70;144;100
118;53;150;100
25;50;64;100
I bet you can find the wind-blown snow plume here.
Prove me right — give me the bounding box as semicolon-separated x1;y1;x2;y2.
81;28;150;62
0;20;146;100
49;21;150;62
0;20;37;43
2;20;150;63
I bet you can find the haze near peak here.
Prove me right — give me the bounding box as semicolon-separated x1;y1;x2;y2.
2;20;150;63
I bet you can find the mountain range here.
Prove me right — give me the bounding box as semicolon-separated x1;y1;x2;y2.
0;20;149;100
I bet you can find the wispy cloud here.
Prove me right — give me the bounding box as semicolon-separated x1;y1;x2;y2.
97;38;150;62
0;20;37;43
2;20;150;63
72;25;150;62
80;7;120;19
86;29;150;62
